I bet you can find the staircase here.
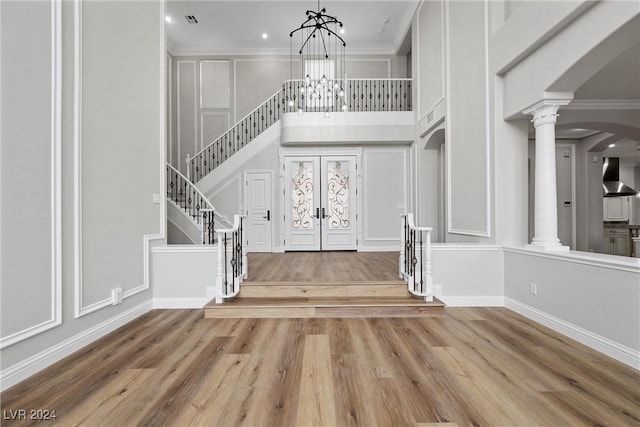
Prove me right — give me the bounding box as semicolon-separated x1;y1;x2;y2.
203;281;444;318
203;252;444;318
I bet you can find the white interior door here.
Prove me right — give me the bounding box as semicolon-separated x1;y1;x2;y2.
321;157;357;250
284;155;357;251
246;171;272;252
285;157;321;251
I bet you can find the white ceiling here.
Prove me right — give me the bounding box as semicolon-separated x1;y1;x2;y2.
165;1;418;56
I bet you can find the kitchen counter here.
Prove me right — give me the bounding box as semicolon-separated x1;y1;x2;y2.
604;222;640;230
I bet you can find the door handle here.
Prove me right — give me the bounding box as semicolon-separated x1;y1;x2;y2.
263;210;270;221
314;208;320;219
322;207;327;219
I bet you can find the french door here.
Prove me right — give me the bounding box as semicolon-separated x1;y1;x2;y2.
284;156;357;251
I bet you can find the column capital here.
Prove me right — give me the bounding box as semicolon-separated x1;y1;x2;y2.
522;97;573;128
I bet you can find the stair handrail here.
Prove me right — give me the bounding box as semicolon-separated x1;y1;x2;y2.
166;163;217;244
399;213;434;302
187;87;284;182
214;214;247;303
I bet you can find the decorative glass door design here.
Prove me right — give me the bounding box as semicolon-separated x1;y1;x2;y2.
285;156;357;251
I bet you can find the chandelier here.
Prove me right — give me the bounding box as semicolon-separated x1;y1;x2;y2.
289;1;347;113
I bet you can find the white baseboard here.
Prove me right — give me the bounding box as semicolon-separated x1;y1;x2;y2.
153;298;208;309
0;300;153;392
505;297;640;370
441;295;504;307
357;245;399;252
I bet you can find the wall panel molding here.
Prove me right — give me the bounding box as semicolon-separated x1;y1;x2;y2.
72;1;163;318
176;60;197;165
0;0;62;349
445;0;492;237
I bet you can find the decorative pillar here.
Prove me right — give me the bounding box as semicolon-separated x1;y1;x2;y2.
523;98;571;251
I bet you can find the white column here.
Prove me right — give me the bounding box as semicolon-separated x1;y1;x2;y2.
523;99;571;251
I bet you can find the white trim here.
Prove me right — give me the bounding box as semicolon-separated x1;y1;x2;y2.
446;0;491;238
170;46;398;57
441;296;505;307
503;246;640;273
200;112;230;152
417;0;446;123
73;0;83;318
167;53;173;165
505;298;640;370
432;244;501;251
151;245;217;254
0;301;153;392
153;298;208;309
357;245;400;252
176;60;197;166
3;0;65;348
563;99;640;110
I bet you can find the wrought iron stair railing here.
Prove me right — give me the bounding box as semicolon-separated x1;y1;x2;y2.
166;163;218;244
399;213;434;302
187;78;413;182
214;214;247;303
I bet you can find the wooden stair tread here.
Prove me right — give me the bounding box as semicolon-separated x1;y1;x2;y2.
204;296;445;308
241;280;406;286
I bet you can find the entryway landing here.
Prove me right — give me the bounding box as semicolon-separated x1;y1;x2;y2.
204;252;445;318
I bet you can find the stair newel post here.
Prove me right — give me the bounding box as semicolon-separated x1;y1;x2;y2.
399;215;406;279
215;230;224;303
241;216;248;280
419;230;424;294
185;154;191;181
424;228;433;302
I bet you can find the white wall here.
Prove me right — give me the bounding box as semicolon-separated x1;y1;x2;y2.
1;0;163;390
504;249;640;368
151;247;217;307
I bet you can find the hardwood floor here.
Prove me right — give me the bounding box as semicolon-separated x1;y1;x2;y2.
247;252;400;282
2;308;638;426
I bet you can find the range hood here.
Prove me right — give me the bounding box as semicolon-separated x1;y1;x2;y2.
603;157;638;197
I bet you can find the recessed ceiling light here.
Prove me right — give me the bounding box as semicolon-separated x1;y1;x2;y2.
609;144;616;148
340;28;345;34
165;16;172;23
262;33;268;40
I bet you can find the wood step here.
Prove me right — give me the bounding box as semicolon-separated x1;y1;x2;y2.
203;295;445;319
239;280;409;298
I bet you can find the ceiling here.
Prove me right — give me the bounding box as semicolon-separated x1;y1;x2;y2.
165;1;417;56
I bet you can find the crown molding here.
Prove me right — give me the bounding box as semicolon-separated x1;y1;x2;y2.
563;99;640;110
168;44;397;57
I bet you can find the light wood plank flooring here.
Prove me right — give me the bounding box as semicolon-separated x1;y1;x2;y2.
2;308;639;426
247;252;400;282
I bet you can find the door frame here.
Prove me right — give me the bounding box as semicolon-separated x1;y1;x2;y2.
279;147;362;251
244;169;274;252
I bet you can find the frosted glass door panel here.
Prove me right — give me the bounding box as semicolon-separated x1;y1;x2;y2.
285;157;320;250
